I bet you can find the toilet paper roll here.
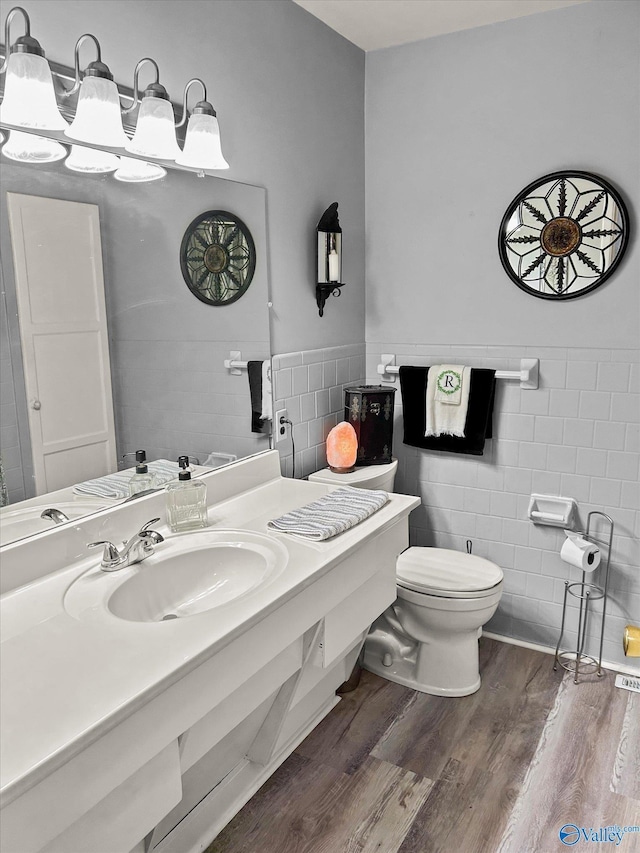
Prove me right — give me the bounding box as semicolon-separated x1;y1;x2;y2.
560;534;601;572
623;625;640;657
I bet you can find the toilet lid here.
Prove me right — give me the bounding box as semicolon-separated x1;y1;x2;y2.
396;548;503;597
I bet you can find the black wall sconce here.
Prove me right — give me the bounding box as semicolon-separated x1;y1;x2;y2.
316;202;343;317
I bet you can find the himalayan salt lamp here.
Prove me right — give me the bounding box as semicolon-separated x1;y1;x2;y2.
326;421;358;473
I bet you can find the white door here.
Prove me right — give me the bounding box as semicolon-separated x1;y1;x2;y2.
7;193;117;494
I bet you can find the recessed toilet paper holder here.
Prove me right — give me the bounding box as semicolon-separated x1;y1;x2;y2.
527;494;577;528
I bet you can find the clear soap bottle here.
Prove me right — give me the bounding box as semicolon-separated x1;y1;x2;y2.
165;455;208;533
128;450;157;497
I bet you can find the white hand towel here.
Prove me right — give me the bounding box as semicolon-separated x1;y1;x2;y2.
425;365;471;438
260;360;273;421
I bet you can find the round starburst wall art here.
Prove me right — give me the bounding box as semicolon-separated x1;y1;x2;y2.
180;210;256;306
498;171;629;300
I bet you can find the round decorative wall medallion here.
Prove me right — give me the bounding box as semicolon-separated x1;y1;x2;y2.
498;171;629;299
180;210;256;306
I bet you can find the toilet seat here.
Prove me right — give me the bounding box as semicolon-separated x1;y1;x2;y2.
396;547;503;599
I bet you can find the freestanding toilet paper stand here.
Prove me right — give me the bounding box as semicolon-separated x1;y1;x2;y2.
554;511;614;684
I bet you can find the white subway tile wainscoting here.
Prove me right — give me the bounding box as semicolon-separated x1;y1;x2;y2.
272;344;366;478
365;344;639;671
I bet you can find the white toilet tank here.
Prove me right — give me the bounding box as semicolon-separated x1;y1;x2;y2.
308;458;398;492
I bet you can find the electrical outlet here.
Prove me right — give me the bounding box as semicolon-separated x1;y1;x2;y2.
274;408;289;447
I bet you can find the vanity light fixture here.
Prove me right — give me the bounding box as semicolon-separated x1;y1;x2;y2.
0;5;231;175
114;156;166;183
175;79;229;172
65;144;119;173
316;202;344;317
124;58;181;161
63;34;129;148
2;128;66;162
0;7;67;130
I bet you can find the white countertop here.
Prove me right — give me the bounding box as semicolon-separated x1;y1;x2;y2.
0;474;418;807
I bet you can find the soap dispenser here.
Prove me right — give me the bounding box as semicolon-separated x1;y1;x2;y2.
128;450;157;497
165;455;208;532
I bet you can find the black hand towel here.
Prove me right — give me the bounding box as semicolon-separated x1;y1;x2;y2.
247;360;265;433
399;366;496;455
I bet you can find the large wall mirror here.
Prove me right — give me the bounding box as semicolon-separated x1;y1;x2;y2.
0;149;272;546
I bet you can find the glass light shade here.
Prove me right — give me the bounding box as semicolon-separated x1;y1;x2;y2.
114;157;166;182
2;130;67;163
326;422;358;473
0;52;68;130
65;76;129;147
65;144;119;173
125;96;181;160
175;113;229;170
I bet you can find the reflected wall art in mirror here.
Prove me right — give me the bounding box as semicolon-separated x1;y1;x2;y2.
180;210;256;306
498;171;629;300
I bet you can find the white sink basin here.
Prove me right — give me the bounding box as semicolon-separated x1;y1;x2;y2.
64;529;289;623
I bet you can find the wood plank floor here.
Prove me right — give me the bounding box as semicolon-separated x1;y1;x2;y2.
207;639;640;853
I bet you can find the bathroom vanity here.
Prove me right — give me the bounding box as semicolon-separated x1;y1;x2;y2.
0;451;419;853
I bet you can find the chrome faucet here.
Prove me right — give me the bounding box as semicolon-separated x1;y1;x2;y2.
88;518;164;572
41;508;70;525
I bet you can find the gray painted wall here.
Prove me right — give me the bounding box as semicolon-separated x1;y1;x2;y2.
365;0;638;348
365;0;639;668
16;0;366;354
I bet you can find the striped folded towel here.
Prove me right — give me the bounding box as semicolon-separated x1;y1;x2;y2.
267;486;389;540
73;460;181;499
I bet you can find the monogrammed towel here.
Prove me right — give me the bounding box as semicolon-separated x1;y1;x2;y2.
426;365;471;437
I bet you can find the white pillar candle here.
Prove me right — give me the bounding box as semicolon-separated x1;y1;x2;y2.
328;249;339;282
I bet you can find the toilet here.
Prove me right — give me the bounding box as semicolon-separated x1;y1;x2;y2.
308;459;503;697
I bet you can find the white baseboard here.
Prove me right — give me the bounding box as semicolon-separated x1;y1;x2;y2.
482;631;640;678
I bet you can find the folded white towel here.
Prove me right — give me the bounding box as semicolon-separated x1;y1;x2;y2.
267;486;389;540
73;459;181;499
261;360;273;421
425;364;471;438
